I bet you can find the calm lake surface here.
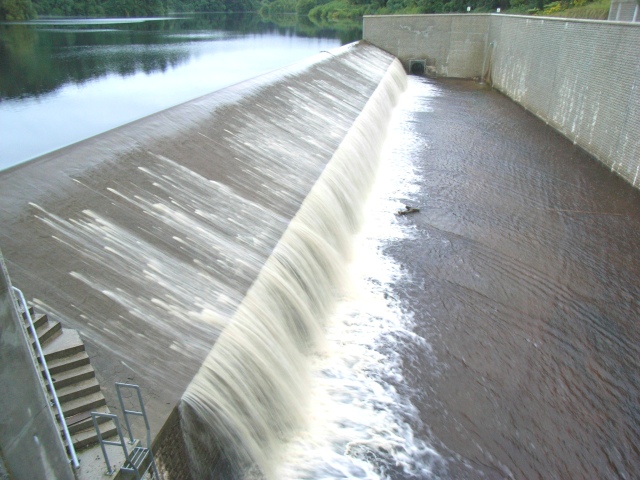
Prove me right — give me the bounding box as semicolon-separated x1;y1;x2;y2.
0;13;356;170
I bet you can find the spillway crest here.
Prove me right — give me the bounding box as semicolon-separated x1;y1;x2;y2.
180;59;407;478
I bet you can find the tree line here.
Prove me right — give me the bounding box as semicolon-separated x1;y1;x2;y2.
1;0;258;21
1;0;610;26
259;0;609;21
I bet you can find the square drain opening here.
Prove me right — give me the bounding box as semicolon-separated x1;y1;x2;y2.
409;60;426;75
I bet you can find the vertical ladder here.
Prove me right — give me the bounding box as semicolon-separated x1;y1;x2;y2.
92;383;160;479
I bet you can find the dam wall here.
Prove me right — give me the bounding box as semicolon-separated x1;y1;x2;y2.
364;14;640;188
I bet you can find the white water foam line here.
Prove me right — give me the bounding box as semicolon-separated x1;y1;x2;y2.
276;78;446;479
180;59;410;478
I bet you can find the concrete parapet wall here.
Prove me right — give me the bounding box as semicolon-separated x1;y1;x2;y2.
363;14;640;188
364;14;490;78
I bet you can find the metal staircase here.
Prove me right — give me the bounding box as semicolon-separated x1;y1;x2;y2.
92;383;160;479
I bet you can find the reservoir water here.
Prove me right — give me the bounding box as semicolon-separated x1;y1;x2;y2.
0;13;352;170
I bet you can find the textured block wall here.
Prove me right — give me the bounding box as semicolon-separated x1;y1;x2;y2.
152;407;193;479
609;0;639;22
363;14;640;188
489;16;640;187
363;14;490;78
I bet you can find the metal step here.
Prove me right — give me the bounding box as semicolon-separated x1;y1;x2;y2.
51;363;95;389
60;391;107;419
46;351;91;375
55;377;101;403
121;445;154;479
71;419;118;451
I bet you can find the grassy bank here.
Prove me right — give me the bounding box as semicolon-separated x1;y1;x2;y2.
530;0;611;19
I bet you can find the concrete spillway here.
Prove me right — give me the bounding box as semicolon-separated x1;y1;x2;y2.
0;41;402;452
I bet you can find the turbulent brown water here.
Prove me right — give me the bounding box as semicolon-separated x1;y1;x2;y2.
383;77;640;479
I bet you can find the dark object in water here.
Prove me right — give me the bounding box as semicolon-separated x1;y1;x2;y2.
397;205;420;215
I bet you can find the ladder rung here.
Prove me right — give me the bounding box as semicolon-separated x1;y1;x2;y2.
125;448;149;468
130;452;146;464
123;409;144;416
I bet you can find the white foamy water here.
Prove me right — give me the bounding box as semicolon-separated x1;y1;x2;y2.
275;81;446;479
180;58;410;479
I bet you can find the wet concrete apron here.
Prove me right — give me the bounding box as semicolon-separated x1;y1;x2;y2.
386;77;640;479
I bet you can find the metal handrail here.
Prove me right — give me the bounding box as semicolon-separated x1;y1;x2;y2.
116;383;152;449
91;412;128;475
95;385;160;479
11;287;80;470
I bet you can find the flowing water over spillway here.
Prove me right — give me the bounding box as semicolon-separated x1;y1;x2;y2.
0;42;404;449
181;57;408;479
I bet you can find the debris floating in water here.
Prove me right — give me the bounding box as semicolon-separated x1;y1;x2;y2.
397;205;420;215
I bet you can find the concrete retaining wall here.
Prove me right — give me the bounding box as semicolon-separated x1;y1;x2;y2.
0;252;74;480
488;16;640;187
363;14;640;188
151;407;193;479
363;14;490;78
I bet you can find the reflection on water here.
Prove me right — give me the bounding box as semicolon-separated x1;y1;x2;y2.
0;13;358;169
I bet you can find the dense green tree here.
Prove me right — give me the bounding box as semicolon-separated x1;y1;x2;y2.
0;0;36;20
2;0;599;24
295;0;319;15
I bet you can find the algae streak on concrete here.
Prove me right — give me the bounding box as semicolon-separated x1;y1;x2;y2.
0;42;398;434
